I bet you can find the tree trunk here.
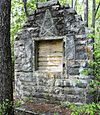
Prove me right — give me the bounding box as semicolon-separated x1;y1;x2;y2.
0;0;13;113
72;0;77;10
74;0;77;10
84;0;88;27
23;0;28;17
92;0;96;29
72;0;73;8
92;0;96;83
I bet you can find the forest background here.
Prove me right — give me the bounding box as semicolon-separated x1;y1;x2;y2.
0;0;100;114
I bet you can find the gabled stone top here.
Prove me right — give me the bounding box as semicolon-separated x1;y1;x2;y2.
22;0;83;37
28;0;76;17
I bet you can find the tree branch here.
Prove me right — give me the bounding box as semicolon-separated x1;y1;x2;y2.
73;0;77;10
96;15;100;20
95;1;100;17
84;0;88;27
22;0;28;17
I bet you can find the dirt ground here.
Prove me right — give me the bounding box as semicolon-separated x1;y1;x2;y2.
22;102;71;115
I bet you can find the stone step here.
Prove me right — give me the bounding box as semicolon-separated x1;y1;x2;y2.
15;107;38;115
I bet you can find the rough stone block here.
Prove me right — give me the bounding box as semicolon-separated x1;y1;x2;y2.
66;95;85;103
16;72;33;82
76;82;87;88
65;35;75;59
37;0;59;9
65;8;76;14
68;67;79;75
55;79;61;87
76;51;87;60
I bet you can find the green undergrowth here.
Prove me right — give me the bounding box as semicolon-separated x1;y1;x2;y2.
0;99;12;115
61;101;100;115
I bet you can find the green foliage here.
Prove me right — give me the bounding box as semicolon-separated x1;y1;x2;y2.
70;102;100;115
14;99;22;107
0;100;12;115
53;112;58;115
61;101;100;115
11;0;25;38
88;27;100;102
60;101;74;110
11;0;26;63
59;0;66;5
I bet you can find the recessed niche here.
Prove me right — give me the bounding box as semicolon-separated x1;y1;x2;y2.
35;39;63;72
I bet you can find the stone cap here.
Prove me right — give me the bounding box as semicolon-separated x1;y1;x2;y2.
36;0;60;9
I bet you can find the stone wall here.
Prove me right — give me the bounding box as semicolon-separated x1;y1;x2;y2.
14;0;93;104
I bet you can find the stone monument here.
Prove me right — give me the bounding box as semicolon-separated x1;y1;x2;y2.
14;0;93;105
